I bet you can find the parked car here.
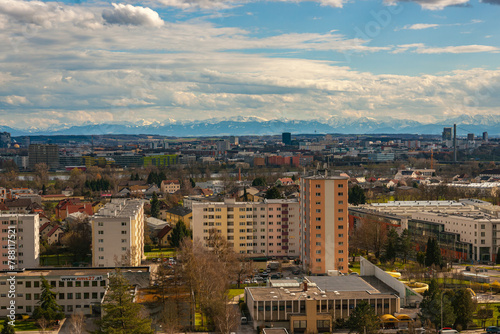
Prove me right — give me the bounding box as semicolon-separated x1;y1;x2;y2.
486;326;500;334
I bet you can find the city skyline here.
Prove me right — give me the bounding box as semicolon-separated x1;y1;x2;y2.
0;0;499;130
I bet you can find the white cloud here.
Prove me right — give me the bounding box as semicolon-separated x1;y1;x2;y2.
102;3;164;27
394;43;499;54
384;0;470;10
401;23;439;30
152;0;347;10
1;95;30;105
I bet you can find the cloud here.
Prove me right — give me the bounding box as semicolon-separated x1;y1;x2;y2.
384;0;470;10
102;3;164;27
152;0;347;10
400;23;440;30
394;43;499;54
1;95;30;105
0;0;100;28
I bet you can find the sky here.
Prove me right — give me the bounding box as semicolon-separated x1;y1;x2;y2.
0;0;499;130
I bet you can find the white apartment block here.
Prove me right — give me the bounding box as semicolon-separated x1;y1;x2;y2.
91;199;145;267
0;267;149;316
192;199;300;257
0;214;39;270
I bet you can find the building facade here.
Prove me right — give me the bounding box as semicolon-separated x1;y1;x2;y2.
192;199;300;257
0;214;40;270
91;199;145;267
299;176;349;275
28;144;59;170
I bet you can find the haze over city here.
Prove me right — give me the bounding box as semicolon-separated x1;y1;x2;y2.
0;0;499;133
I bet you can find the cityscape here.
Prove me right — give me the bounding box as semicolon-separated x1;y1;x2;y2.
1;0;500;333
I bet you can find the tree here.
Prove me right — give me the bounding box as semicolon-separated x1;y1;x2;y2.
383;228;398;263
32;277;64;323
425;238;442;267
69;313;85;334
0;320;15;334
477;306;493;330
452;288;476;329
398;229;413;264
94;270;154;334
419;280;455;329
190;178;196;188
496;247;500;265
348;185;366;206
346;300;380;334
252;177;266;187
170;220;191;248
265;187;282;199
150;192;160;218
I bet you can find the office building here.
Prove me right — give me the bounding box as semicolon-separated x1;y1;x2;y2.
467;133;475;141
299;176;349;275
442;127;452;141
282;132;292;145
28;144;59;170
192;199;300;257
0;214;40;270
216;140;231;153
483;132;489;142
91;199;145;267
0;267;149;316
0;132;11;148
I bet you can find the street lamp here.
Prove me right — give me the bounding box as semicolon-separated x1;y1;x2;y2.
440;292;445;331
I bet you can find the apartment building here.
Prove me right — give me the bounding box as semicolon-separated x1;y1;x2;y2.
299;176;349;275
0;267;149;316
192;199;300;257
91;199;145;267
0;214;40;270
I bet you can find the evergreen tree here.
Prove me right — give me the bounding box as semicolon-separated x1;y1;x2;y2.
32;276;64;322
425;238;442;267
134;173;140;181
452;288;476;329
419;281;456;329
496;247;500;265
346;301;380;334
383;228;398;263
252;177;267;187
348;185;366;205
42;184;46;195
0;320;15;334
170;220;191;248
190;178;196;188
94;271;154;334
265;187;282;199
398;229;413;264
150;192;160;218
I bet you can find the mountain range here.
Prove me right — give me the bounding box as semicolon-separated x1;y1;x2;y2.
3;115;499;137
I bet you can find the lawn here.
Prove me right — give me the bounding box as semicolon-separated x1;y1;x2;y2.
228;289;245;300
0;319;39;331
145;248;176;259
40;254;80;266
473;303;500;328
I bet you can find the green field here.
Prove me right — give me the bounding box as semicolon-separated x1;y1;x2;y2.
145;248;176;259
0;319;39;331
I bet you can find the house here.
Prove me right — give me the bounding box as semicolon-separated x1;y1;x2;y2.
145;185;161;198
394;168;435;180
276;178;295;186
61;187;74;197
4;198;33;214
46;226;64;244
161;180;181;194
55;198;93;220
157;225;173;248
161;206;192;228
39;222;53;239
92;201;105;214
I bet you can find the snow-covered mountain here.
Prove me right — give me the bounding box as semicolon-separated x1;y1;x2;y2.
4;115;500;137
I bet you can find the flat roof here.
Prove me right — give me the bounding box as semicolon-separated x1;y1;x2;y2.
0;267;150;278
306;275;378;293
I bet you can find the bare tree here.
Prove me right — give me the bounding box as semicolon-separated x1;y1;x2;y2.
70;312;85;334
36;317;49;334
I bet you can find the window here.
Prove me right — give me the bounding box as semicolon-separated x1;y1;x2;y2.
315;201;321;205
98;222;103;226
316;242;321;246
338;192;344;196
92;292;98;299
338;184;344;188
25;281;31;288
339;250;344;254
338;225;344;230
338;209;343;213
316;184;321;188
84;281;89;287
315;217;321;221
76;293;81;299
316;209;321;213
121;231;127;234
98;247;104;252
100;280;106;287
338;201;343;205
59;281;64;287
67;293;73;299
59;293;64;300
315;192;321;196
315;258;321;262
25;293;31;300
121;222;126;226
316;226;321;230
84;293;89;299
98;231;104;235
98;239;104;243
316;250;321;254
316;234;321;238
339;234;344;238
122;247;127;251
67;282;73;287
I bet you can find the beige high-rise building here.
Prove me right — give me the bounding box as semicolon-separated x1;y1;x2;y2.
300;176;349;275
192;199;300;257
91;199;145;267
0;214;40;270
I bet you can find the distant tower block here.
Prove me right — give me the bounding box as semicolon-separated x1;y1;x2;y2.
282;132;291;145
467;133;474;141
483;132;488;142
442;127;452;141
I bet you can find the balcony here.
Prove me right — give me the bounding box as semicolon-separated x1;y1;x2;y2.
282;225;288;228
282;232;289;236
282;246;289;250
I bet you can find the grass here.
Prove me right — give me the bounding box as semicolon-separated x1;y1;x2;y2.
228;289;245;300
40;254;79;266
1;319;39;331
473;303;500;328
349;262;360;274
145;248;176;259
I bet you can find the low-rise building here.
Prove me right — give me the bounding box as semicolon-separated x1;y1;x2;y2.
161;180;181;194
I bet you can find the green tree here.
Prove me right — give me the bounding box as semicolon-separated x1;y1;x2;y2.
0;320;15;334
252;177;266;187
417;251;426;266
398;229;413;264
170;220;191;248
383;228;398;263
348;185;366;206
419;280;455;329
190;178;196;188
32;276;64;322
496;247;500;265
346;300;380;334
265;187;282;199
452;288;476;329
94;271;154;334
150;192;160;218
425;238;442;267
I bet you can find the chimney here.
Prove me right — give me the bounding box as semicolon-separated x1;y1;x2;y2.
303;281;308;292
